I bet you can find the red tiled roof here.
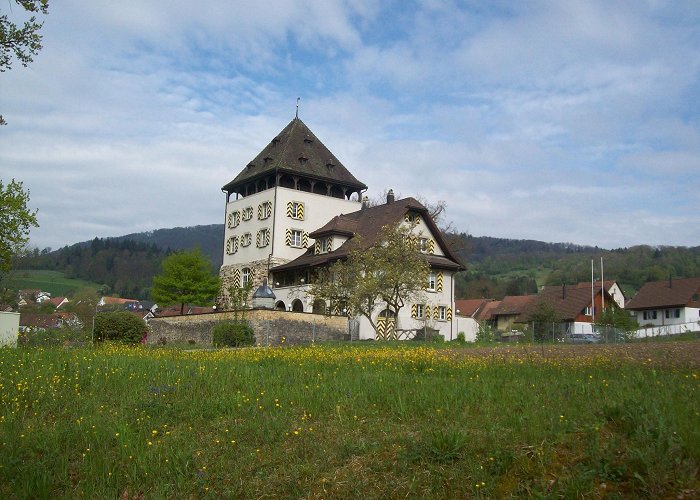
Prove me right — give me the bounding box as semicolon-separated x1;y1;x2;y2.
101;297;139;305
626;277;700;310
19;313;62;328
475;300;501;321
454;299;494;317
492;295;537;316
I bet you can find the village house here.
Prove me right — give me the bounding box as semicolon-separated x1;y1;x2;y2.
626;277;700;335
219;117;465;340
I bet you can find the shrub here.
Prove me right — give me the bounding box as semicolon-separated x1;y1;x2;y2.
476;323;494;343
212;321;255;348
94;311;146;344
455;332;466;343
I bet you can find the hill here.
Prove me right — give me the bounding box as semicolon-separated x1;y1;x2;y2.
13;225;700;301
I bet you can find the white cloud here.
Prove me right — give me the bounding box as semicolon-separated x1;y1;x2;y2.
1;0;699;251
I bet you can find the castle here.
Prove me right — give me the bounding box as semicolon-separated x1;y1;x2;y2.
220;117;465;340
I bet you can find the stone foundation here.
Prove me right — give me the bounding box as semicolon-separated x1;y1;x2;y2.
148;309;348;347
219;258;288;307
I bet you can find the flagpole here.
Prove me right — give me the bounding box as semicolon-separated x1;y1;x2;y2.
591;259;595;323
601;256;605;313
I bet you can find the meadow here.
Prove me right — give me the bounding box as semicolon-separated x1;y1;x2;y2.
5;270;101;297
0;342;698;498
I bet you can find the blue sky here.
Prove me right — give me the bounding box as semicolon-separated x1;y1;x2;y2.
1;0;699;251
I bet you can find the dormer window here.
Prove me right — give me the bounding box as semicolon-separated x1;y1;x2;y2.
304;138;313;144
264;156;273;164
298;155;308;166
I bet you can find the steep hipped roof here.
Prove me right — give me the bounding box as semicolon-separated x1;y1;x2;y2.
626;277;700;310
222;118;367;193
273;197;465;272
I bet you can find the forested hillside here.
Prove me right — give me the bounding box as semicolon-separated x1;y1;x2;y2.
451;232;700;299
14;225;700;301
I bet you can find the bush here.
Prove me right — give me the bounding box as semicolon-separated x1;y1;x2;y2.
455;332;466;343
212;321;255;348
476;323;494;343
94;311;146;344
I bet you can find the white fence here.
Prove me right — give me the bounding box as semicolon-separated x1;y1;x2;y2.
634;321;700;339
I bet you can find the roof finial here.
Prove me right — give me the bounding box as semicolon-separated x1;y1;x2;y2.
296;97;300;119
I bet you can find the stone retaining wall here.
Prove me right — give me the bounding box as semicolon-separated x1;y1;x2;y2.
148;309;348;347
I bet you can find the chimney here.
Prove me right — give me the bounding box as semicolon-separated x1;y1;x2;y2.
361;195;369;210
386;189;395;204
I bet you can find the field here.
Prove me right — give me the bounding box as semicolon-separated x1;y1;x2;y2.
4;269;102;297
0;342;698;498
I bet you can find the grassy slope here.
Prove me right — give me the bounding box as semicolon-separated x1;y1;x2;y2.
0;342;698;498
4;269;102;297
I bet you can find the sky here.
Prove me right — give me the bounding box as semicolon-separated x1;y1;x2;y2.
2;0;699;251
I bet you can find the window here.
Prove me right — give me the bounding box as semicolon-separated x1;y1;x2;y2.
256;228;270;248
412;304;425;319
290;229;303;247
584;306;592;316
643;310;658;321
428;272;436;291
226;236;239;255
242;206;253;221
241;232;252;247
674;309;681;318
258;201;272;220
419;238;429;253
242;268;251;286
438;306;447;321
287;201;304;220
227;211;240;228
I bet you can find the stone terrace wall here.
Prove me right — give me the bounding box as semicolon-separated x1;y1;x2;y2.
148;309;348;347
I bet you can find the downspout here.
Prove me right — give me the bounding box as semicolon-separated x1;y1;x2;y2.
267;183;278;281
450;269;454;341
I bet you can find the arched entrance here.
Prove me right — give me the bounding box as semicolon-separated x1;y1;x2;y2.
275;301;286;311
291;299;304;312
376;308;397;340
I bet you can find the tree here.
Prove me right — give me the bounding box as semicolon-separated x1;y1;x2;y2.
0;178;39;278
1;0;49;125
65;287;99;334
151;248;220;315
595;304;639;341
528;299;562;341
309;222;430;340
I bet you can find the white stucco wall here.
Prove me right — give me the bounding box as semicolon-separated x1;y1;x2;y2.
0;312;20;347
223;187;361;267
631;307;700;328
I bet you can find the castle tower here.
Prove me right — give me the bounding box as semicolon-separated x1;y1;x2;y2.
219;117;367;305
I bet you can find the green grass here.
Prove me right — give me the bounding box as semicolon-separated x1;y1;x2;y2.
0;343;698;498
4;269;102;297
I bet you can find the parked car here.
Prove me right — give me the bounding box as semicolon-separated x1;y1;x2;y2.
567;333;602;344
